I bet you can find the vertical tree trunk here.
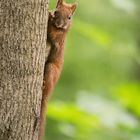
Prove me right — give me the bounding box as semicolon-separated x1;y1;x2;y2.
0;0;49;140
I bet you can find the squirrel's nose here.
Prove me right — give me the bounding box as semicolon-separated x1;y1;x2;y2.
55;19;64;28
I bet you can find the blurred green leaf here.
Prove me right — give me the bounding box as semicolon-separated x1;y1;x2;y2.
47;102;99;128
73;19;113;47
116;83;140;117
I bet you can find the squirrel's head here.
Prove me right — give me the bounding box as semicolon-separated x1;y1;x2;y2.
52;0;77;30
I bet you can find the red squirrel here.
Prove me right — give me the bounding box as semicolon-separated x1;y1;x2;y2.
39;0;77;139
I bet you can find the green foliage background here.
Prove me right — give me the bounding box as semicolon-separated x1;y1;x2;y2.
45;0;140;140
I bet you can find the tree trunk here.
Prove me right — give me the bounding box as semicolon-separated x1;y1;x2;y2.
0;0;49;140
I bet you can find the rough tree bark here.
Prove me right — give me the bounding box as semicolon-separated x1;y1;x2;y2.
0;0;49;140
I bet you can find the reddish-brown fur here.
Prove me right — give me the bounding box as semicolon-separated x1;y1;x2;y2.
38;0;77;140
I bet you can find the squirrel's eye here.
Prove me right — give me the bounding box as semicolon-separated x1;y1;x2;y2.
54;11;58;15
68;16;71;20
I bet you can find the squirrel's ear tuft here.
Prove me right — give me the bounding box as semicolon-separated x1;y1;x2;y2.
56;0;63;7
71;2;78;14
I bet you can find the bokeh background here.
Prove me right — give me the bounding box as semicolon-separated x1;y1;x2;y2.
45;0;140;140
